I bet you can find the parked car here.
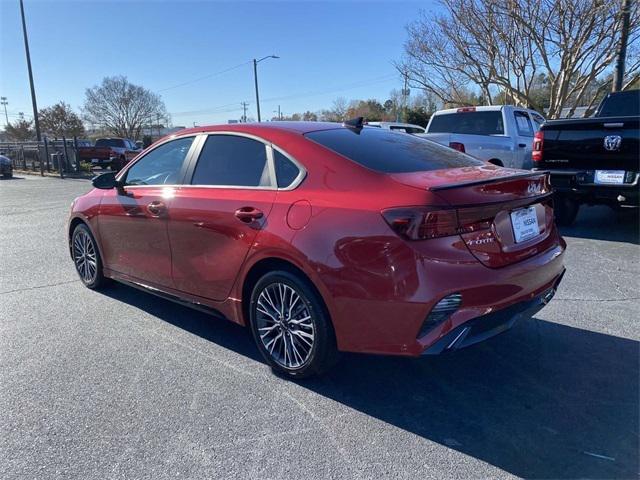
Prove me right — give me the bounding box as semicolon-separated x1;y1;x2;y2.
418;105;546;169
0;154;12;178
366;121;426;133
532;89;639;225
68;120;566;378
78;138;141;171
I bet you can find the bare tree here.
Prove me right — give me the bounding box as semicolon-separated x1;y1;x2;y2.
400;0;640;118
39;101;85;138
319;97;349;122
83;76;167;139
4;119;35;140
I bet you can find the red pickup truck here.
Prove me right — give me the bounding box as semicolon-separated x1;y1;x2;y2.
78;138;141;171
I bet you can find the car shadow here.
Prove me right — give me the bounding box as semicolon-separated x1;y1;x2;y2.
0;176;25;181
99;282;638;479
559;204;639;244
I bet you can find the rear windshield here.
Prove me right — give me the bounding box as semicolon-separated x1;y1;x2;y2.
95;139;125;148
598;91;640;117
428;111;504;135
305;127;483;173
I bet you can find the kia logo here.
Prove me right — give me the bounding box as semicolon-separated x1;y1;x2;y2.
527;183;543;195
604;135;622;151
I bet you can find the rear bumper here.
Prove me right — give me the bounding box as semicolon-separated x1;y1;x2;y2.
423;270;564;354
533;168;640;206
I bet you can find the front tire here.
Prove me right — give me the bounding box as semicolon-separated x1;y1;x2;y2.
71;223;107;289
249;270;338;379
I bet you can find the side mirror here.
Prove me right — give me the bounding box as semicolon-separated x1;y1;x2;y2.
92;171;123;191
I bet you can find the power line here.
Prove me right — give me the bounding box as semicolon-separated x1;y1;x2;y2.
167;73;399;118
158;61;252;93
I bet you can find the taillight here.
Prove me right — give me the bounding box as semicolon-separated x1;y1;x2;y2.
382;205;497;240
449;141;466;153
532;131;544;162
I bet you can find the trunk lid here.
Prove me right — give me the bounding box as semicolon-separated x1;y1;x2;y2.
537;116;639;171
390;166;557;268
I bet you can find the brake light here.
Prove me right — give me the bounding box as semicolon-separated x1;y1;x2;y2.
456;107;476;113
449;141;466;153
532;131;544;162
382;205;498;240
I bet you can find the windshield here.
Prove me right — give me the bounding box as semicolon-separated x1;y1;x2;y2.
305;127;483;173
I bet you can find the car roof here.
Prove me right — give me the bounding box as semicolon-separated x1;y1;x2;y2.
174;121;343;138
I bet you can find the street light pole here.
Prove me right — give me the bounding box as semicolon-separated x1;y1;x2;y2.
0;97;8;125
253;55;279;122
19;0;41;141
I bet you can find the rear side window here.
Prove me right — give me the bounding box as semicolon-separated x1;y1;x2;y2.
306;127;483;173
273;150;301;188
514;111;534;137
428;111;504;135
192;135;271;187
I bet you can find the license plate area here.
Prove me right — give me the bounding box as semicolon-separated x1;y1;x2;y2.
510;206;540;243
595;170;625;185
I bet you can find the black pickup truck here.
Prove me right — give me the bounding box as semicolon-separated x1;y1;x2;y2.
532;90;639;225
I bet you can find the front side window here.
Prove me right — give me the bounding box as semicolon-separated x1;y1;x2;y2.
514;111;534;137
191;135;271;187
125;136;194;186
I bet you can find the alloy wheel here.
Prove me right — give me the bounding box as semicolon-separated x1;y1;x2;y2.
255;282;315;369
73;229;98;284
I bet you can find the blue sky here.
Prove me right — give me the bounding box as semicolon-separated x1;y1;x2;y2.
0;0;436;127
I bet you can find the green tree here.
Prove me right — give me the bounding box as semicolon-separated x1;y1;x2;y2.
39;101;85;138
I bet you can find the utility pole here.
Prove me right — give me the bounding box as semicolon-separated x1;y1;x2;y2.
240;101;249;122
253;59;261;122
252;55;279;123
19;0;41;141
612;0;632;92
0;97;8;125
402;72;409;123
156;113;162;138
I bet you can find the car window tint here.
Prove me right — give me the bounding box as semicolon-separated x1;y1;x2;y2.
428;111;504;135
514;111;534;137
192;135;271;187
306;127;483;173
125;136;194;186
273;150;301;188
598;91;640;116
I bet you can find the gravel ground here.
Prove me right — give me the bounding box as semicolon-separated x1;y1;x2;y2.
1;174;638;479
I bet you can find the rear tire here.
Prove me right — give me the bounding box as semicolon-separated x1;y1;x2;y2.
71;223;107;289
249;270;338;379
2;172;12;179
554;194;580;226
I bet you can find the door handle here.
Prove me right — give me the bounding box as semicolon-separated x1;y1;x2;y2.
234;207;264;223
147;200;167;217
518;143;527;148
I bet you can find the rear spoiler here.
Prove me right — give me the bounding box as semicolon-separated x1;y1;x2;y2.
428;171;548;191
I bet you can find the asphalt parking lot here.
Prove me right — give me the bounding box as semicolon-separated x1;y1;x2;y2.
1;175;638;480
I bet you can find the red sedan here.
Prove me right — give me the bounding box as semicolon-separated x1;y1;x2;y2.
68;120;566;378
